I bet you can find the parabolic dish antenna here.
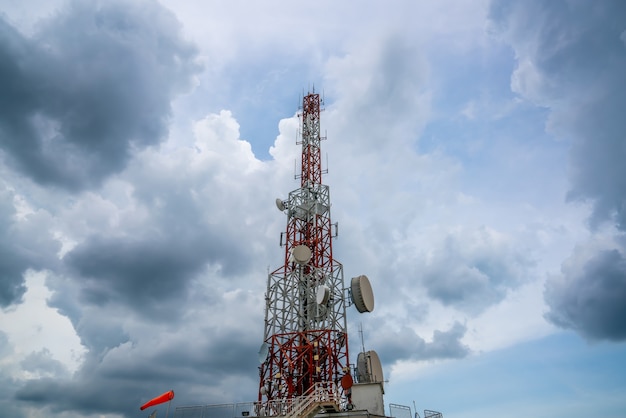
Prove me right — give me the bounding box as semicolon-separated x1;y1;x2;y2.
275;198;285;211
316;285;330;305
351;275;375;313
356;350;384;388
292;245;312;265
341;373;354;390
257;342;269;364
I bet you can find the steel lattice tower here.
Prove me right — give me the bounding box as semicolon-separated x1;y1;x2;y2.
258;91;350;410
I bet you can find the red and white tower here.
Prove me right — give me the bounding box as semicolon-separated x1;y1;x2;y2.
258;90;364;413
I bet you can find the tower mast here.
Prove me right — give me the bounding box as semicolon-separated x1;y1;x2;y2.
259;90;350;411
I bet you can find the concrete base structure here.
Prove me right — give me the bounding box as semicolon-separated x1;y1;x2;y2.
349;382;385;417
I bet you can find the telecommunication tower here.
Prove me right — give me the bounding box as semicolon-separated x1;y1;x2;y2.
172;88;442;418
257;90;374;414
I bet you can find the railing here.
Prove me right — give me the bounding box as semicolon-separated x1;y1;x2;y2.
284;381;339;418
174;402;257;418
254;381;339;418
389;403;412;418
174;382;340;418
388;404;442;418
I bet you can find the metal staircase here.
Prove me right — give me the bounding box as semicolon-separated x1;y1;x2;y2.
284;382;340;418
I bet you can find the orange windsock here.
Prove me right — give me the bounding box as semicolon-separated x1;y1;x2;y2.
140;390;175;410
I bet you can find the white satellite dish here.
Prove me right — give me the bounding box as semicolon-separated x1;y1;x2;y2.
258;342;269;364
356;350;384;388
275;198;285;211
351;275;375;313
316;285;330;305
292;245;312;265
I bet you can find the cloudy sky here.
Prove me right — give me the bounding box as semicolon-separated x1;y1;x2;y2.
0;0;625;417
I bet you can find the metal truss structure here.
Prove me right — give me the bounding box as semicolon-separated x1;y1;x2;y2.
258;91;350;409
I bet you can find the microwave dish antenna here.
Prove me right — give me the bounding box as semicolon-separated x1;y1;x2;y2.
351;275;375;313
316;285;331;305
291;244;312;265
257;342;269;364
356;350;384;387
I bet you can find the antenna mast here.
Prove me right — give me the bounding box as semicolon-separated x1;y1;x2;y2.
259;90;351;411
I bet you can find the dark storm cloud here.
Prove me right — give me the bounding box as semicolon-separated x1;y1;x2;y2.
26;178;265;416
74;312;130;353
0;183;60;307
66;236;206;307
0;331;26;418
545;249;626;341
60;201;251;323
419;228;531;315
0;0;201;190
490;0;626;341
50;231;248;358
368;320;470;366
15;303;261;416
20;349;70;378
15;377;151;416
0;380;23;418
0;331;11;358
0;188;28;306
0;1;263;414
489;0;626;228
421;322;470;359
10;107;269;416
